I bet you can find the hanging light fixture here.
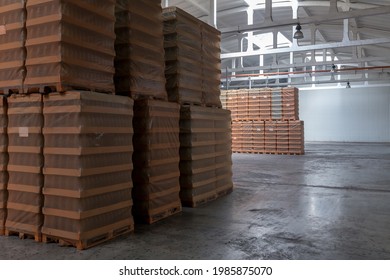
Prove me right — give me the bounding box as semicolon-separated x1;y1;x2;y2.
346;81;351;88
293;23;304;39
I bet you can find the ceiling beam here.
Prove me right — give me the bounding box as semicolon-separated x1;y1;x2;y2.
221;37;390;59
219;5;390;34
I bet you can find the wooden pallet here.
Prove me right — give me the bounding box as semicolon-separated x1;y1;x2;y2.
181;194;217;208
135;204;182;224
216;187;233;198
26;84;113;95
5;229;41;242
42;223;134;250
131;93;168;101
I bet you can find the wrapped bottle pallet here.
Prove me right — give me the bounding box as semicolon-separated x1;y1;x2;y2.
264;121;277;154
276;121;289;154
179;106;232;207
6;93;43;241
180;106;217;207
0;0;26;94
214;108;233;198
115;0;167;100
201;23;222;107
252;121;265;153
0;97;7;235
289;120;305;155
163;7;202;104
132;100;181;223
24;0;116;93
41;92;134;250
282;87;299;120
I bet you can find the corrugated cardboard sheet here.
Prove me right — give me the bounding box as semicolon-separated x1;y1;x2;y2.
6;93;43;236
132;99;181;223
42;91;134;242
179;105;232;207
0;0;26;94
115;0;167;99
24;0;116;93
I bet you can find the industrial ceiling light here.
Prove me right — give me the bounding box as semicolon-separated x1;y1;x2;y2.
346;81;351;88
293;23;304;39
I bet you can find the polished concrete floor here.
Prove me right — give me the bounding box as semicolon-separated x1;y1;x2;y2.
1;142;389;260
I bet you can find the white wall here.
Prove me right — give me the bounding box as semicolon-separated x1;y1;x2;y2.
299;86;390;142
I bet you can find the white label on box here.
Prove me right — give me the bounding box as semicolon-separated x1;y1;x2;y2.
269;128;274;132
0;25;6;35
19;127;29;137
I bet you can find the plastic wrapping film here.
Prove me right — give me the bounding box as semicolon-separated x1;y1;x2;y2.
114;0;167;99
0;0;26;94
179;105;232;207
6;93;43;236
132;99;181;223
288;120;305;155
252;121;265;153
0;97;6;233
276;121;289;153
24;0;116;93
41;91;134;247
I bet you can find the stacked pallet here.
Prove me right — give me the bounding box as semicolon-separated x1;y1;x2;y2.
224;88;304;155
132;100;181;223
201;23;222;107
289;120;305;154
24;0;116;93
0;97;7;235
163;7;222;107
41;91;134;250
0;0;26;94
162;7;203;104
115;0;167;99
179;106;232;207
5;94;43;241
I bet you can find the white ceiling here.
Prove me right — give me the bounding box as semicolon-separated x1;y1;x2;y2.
164;0;390;88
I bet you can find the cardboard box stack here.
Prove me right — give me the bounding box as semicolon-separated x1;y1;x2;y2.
162;7;203;104
41;91;134;249
0;0;26;94
179;106;232;207
163;7;222;107
5;94;43;241
224;88;304;155
201;23;222;107
0;97;7;235
132;100;181;223
24;0;116;93
114;0;167;100
163;8;232;207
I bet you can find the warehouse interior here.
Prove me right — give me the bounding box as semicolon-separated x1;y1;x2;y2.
0;0;389;260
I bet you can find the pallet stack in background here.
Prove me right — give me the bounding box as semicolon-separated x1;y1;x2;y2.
0;98;6;235
222;88;305;155
0;0;26;94
5;94;43;241
114;0;167;99
163;7;232;208
41;92;134;250
24;0;116;93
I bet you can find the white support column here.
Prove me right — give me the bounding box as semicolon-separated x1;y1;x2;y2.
343;18;350;42
163;0;169;8
246;7;254;52
311;26;317;87
209;0;217;28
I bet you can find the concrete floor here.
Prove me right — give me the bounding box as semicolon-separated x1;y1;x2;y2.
1;142;389;260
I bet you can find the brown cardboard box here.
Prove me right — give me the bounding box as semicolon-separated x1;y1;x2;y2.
24;0;116;93
265;121;277;153
252;121;265;153
6;93;43;240
41;91;134;249
277;121;289;154
0;97;6;235
289;120;305;155
132;99;181;223
0;0;26;94
115;0;167;99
